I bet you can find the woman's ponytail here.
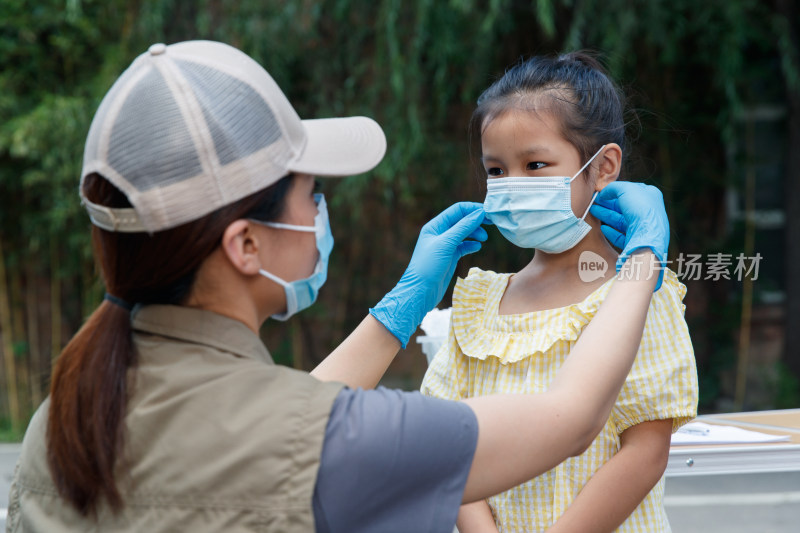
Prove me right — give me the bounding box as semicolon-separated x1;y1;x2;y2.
46;299;136;515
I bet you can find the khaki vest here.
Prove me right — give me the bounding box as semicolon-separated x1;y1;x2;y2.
7;305;343;532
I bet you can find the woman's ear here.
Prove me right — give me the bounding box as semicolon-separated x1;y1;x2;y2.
221;220;263;276
595;143;622;190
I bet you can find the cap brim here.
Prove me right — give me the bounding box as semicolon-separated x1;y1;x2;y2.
288;117;387;177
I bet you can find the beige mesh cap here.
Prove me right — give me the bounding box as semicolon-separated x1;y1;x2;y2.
81;40;387;233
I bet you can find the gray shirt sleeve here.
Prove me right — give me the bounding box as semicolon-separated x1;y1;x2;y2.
313;386;479;533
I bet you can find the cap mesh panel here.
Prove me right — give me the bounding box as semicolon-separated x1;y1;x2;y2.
176;59;283;166
107;66;203;192
83;69;130;171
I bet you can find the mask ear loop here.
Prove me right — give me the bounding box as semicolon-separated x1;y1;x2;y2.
258;221;316;232
258;268;290;287
570;145;606;222
251;193;325;234
581;191;600;221
569;144;607;183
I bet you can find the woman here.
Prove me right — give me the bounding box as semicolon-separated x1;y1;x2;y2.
8;41;669;533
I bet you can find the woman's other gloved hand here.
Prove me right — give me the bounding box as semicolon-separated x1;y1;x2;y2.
589;182;670;291
370;202;488;348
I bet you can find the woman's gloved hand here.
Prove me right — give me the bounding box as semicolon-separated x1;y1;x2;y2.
589;182;670;291
370;202;488;348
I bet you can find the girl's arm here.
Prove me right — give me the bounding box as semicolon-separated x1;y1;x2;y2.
461;250;659;502
457;501;500;533
545;419;673;533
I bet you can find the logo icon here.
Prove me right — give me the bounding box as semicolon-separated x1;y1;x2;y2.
578;251;608;283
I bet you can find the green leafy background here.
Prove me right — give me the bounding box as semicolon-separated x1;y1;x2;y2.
1;0;798;437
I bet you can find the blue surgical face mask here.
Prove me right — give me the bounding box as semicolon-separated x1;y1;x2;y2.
483;146;606;253
253;193;333;321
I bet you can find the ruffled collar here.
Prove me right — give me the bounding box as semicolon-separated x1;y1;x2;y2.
453;268;615;363
453;267;685;364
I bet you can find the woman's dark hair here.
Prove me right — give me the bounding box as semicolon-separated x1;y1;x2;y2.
46;172;294;516
470;51;628;175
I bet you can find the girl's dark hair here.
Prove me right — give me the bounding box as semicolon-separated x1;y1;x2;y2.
46;173;294;516
470;51;628;173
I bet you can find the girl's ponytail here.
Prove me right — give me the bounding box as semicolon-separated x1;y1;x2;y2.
46;299;136;515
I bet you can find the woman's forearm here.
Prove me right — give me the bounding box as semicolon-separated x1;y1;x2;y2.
545;250;659;443
457;500;500;532
310;315;400;388
462;250;658;502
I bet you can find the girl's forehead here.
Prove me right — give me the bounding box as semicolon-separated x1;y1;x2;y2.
480;108;581;164
481;108;565;146
483;106;563;134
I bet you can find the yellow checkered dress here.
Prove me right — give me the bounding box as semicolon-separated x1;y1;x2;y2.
421;267;698;533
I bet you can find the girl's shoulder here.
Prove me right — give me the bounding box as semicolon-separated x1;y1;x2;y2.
449;267;515;361
452;267;510;307
662;266;686;291
640;268;689;324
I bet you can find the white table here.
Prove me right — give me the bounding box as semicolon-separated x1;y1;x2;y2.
666;409;800;477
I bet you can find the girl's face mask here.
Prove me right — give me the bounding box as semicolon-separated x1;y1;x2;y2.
483;145;605;253
252;193;333;321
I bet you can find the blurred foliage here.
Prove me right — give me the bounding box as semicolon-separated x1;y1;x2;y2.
0;0;797;433
776;362;800;409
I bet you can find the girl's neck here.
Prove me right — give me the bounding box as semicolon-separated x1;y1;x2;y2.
498;221;619;315
522;219;618;279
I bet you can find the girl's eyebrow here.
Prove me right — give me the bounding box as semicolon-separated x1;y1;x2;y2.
518;145;552;156
482;145;552;163
480;154;502;164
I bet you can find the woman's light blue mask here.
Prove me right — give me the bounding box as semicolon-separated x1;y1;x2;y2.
254;193;333;321
483;146;605;253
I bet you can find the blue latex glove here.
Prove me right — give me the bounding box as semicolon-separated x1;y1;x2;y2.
588;182;670;291
370;202;489;348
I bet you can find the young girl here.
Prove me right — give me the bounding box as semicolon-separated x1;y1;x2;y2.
421;53;698;533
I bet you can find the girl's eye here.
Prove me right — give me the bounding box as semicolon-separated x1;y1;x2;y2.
527;162;547;171
486;167;504;177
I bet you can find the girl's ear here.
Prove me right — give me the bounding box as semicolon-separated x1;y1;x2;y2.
221;220;263;276
595;143;622;190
